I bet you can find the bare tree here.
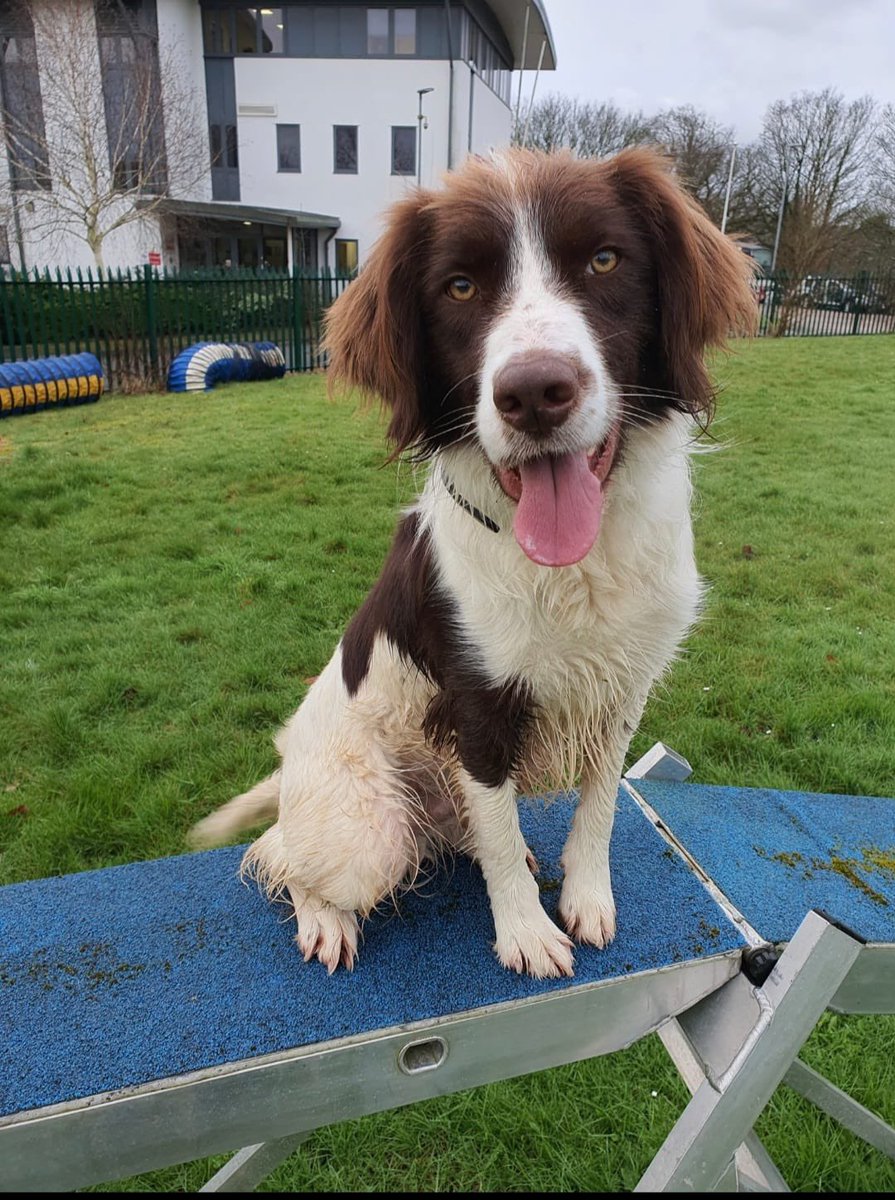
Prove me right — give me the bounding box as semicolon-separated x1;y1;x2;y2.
756;88;877;277
517;92;650;158
645;105;735;224
875;103;895;212
0;0;208;270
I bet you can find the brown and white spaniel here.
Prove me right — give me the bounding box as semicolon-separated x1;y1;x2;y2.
190;148;755;978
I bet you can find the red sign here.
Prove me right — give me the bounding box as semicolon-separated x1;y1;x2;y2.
147;251;162;267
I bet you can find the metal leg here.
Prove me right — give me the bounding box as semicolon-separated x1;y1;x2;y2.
659;1020;790;1192
636;911;864;1192
784;1058;895;1161
200;1131;311;1193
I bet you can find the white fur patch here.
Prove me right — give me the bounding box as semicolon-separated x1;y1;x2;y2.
476;207;619;468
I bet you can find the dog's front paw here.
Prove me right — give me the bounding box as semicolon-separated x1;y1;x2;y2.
558;875;617;948
494;902;575;979
287;885;359;974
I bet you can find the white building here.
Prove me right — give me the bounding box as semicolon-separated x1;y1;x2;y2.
0;1;556;274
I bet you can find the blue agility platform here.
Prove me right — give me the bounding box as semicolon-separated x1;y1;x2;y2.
1;758;893;1192
627;779;895;945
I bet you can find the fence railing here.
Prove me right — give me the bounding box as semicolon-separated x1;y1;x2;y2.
0;266;354;392
751;270;895;338
2;266;893;392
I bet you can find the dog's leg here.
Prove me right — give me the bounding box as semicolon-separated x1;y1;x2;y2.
558;718;638;947
460;769;574;978
187;771;281;849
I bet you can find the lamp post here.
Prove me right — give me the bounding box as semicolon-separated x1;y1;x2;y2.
417;87;434;187
770;167;787;272
720;142;737;235
771;145;799;273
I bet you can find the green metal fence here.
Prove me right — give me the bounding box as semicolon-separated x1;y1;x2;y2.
2;265;893;393
752;271;895;338
0;266;354;392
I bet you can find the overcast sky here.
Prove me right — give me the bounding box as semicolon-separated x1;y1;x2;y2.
530;0;895;141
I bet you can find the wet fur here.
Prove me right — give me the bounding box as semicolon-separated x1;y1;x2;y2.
189;148;755;977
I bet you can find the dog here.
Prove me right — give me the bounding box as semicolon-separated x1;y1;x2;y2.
189;148;755;979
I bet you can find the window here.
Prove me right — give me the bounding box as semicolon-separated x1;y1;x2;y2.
366;8;388;54
259;7;283;54
234;6;258;52
276;124;301;172
209;124;223;167
394;9;416;55
226;124;239;168
335;239;358;275
0;24;51;191
202;7;233;55
391;126;416;176
333;125;358;174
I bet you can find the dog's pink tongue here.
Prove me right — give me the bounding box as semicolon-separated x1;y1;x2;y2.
514;452;603;567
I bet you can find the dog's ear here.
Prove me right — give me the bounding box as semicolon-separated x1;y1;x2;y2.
325;192;431;453
609;148;757;422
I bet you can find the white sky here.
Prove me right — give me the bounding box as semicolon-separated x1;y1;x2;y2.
528;0;895;141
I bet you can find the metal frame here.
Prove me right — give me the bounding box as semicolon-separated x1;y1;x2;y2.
625;744;895;1192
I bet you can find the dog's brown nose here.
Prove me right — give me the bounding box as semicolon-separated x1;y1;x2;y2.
492;355;579;434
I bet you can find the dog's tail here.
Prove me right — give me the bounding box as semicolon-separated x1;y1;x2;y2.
187;771;281;850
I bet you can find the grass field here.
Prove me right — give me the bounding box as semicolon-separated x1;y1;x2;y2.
1;336;894;1191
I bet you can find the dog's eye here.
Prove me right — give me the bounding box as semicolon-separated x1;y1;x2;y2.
589;249;619;275
446;277;478;301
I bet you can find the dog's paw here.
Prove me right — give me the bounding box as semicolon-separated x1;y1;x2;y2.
558;876;617;948
494;903;575;979
287;885;359;974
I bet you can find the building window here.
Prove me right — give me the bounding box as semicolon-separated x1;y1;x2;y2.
95;0;166;194
335;238;358;275
333;125;358;174
209;124;223;167
0;18;51;191
234;6;258;52
214;6;285;54
259;7;284;54
276;123;301;172
394;9;416;55
391;126;416;176
202;7;233;55
366;9;388;54
226;124;239;168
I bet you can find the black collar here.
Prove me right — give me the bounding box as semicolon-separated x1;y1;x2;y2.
441;472;501;533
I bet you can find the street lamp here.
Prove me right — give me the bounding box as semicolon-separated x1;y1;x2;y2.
720;143;737;235
417;87;433;187
771;145;799;273
770;168;787;272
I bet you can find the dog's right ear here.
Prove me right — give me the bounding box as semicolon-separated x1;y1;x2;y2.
325;192;431;453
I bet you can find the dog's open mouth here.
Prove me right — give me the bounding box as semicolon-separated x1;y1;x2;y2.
493;424;621;568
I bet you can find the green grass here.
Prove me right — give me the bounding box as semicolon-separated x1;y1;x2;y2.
1;337;894;1192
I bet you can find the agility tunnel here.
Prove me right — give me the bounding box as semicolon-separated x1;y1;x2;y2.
166;342;287;393
0;353;104;418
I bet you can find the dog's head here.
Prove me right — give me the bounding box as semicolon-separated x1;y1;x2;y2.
326;148;756;566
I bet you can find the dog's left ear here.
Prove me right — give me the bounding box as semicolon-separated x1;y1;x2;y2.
610;148;757;421
325;192;431;453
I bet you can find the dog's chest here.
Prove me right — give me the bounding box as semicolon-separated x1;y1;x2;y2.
440;532;675;705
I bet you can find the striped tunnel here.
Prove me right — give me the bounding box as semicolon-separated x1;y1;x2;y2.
167;342;287;393
0;354;104;418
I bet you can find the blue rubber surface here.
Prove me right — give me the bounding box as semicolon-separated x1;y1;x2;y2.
0;790;743;1119
633;780;895;945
